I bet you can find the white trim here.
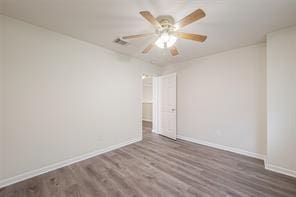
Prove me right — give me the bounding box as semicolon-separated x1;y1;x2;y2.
152;129;160;134
142;101;153;104
142;119;152;122
265;163;296;178
152;76;159;134
0;137;142;189
177;135;296;178
177;135;266;160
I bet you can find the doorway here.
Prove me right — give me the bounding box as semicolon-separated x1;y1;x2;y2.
142;75;153;134
142;73;177;140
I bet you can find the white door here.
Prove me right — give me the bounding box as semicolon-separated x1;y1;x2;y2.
158;73;177;140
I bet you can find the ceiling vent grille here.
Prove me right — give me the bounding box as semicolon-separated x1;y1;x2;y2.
114;38;128;45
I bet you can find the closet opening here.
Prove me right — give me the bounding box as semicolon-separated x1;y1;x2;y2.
142;74;154;135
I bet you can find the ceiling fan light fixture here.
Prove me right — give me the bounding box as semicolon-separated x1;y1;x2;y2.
155;32;177;49
123;9;207;56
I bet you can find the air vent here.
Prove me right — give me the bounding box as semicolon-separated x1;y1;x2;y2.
114;38;128;45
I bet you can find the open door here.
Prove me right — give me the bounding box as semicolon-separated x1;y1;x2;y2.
157;73;177;140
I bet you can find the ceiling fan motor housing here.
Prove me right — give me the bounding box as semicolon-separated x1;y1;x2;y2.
155;15;176;36
157;16;175;29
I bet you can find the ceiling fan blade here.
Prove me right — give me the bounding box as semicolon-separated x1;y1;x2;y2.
174;9;206;29
122;33;154;40
139;11;161;29
169;46;179;56
174;32;207;42
142;43;155;54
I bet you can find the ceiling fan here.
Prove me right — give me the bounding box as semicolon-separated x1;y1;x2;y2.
122;9;207;56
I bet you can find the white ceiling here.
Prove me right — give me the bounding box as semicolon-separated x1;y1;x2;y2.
2;0;296;66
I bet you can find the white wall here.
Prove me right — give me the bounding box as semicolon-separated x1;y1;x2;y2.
142;78;152;101
163;44;267;157
142;103;152;122
142;78;152;121
0;15;160;182
266;26;296;175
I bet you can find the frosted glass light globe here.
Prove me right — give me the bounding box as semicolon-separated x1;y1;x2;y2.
155;32;177;49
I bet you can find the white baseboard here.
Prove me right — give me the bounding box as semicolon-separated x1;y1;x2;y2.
265;163;296;178
152;129;159;134
177;135;266;160
2;135;294;189
177;135;296;178
0;137;142;189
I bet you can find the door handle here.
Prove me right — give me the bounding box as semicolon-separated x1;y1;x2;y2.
171;109;176;112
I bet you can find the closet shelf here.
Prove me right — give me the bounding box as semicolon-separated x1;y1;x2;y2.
142;101;153;104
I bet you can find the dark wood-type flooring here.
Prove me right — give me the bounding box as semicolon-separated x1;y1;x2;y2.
1;122;296;197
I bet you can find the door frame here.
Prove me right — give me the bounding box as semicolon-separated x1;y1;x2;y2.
152;73;177;136
152;76;159;134
141;73;157;138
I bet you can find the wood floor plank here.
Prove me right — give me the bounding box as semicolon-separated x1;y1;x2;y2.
1;127;296;197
